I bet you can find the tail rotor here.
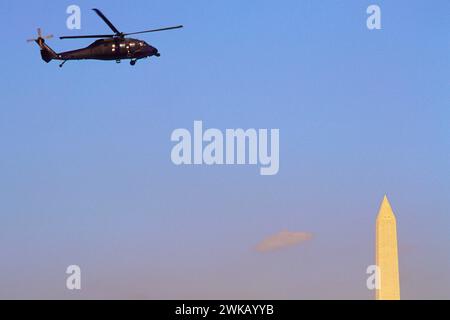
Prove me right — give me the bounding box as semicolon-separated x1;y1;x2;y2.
27;28;58;63
27;28;54;43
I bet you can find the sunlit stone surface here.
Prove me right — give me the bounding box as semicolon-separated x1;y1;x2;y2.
376;196;401;300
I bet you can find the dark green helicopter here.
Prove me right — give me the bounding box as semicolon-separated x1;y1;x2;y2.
28;8;183;67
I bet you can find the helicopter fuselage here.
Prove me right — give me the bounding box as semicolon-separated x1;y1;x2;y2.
56;38;159;61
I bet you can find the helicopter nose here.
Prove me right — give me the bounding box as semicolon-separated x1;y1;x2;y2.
152;47;160;57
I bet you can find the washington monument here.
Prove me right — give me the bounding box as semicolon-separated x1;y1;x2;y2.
376;195;400;300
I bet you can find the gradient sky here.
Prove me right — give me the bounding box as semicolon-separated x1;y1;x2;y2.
0;0;449;299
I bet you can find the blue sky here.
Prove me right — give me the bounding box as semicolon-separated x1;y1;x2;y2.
0;0;449;299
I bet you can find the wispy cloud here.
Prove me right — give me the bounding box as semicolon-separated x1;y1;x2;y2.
255;231;313;253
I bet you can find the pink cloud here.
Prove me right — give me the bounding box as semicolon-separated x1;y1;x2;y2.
255;230;313;253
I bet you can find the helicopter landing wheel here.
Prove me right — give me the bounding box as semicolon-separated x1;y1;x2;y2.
130;60;137;66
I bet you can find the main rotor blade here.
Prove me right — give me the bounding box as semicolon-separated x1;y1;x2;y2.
124;25;184;36
60;34;115;39
92;8;120;34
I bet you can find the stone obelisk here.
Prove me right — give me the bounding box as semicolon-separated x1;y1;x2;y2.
376;195;400;300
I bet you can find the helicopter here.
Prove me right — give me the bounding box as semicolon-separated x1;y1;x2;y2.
28;8;183;67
